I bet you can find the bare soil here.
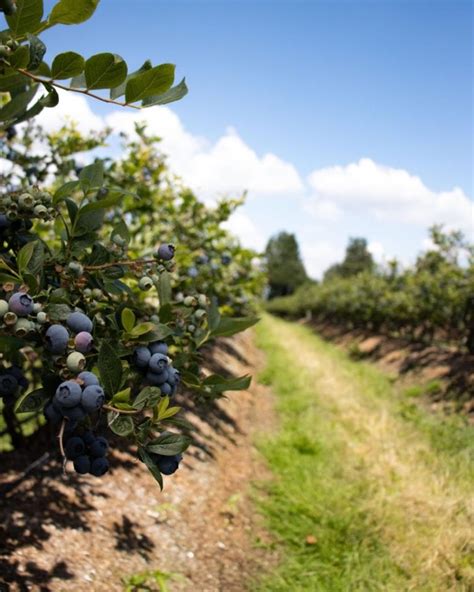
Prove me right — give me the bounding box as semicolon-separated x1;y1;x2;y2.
0;331;277;592
305;320;474;415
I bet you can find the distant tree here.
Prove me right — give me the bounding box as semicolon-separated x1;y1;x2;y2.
323;237;374;281
265;232;308;298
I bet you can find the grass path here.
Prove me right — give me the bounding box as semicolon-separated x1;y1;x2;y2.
253;314;474;591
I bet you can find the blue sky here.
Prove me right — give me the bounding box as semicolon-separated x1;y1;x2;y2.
39;0;473;277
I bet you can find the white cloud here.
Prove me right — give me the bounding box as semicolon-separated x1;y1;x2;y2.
368;240;385;262
222;211;266;252
301;241;345;279
307;158;473;233
35;90;104;134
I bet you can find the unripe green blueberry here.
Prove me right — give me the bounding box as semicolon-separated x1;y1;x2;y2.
3;311;17;326
92;288;103;300
187;324;196;333
184;296;196;307
0;299;9;318
66;351;86;373
68;261;83;276
33;302;42;314
150;274;159;283
33;204;48;219
138;276;153;291
195;309;207;320
6;210;18;220
47;207;55;217
83;288;92;297
2;196;12;207
150;314;160;323
175;292;184;303
19;193;34;210
0;45;11;58
39;192;52;205
14;318;33;336
112;234;126;246
198;294;208;307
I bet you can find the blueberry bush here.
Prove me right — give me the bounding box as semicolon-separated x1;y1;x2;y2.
0;0;261;488
267;226;474;351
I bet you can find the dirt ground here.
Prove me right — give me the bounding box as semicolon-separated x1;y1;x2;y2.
0;331;277;592
305;320;474;415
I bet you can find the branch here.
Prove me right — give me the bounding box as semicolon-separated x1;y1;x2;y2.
58;418;67;475
16;68;141;110
84;258;157;271
103;404;140;415
1;452;50;496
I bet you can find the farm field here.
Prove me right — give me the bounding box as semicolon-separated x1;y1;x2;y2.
0;1;471;591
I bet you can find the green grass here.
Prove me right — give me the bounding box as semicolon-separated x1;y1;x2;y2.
252;314;474;591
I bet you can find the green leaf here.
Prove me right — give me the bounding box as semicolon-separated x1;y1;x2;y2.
203;373;252;393
79;160;103;191
49;0;98;25
109;59;151;100
98;340;122;397
0;84;38;121
121;308;135;332
133;386;162;410
210;316;259;339
108;412;134;436
38;83;58;107
125;63;175;104
147;432;191;456
208;297;220;332
111;387;131;405
9;45;30;68
53;180;80;203
142;77;188;107
85;53;127;90
158;271;172;305
51;51;84;79
27;34;46;70
0;335;24;353
17;240;36;274
6;0;43;36
46;303;71;321
70;71;86;88
138;447;163;490
15;388;49;413
129;322;156;338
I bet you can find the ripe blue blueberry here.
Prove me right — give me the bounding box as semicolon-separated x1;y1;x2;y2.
66;311;93;334
166;367;180;387
149;341;168;356
134;346;151;368
9;365;28;389
54;380;82;408
77;371;99;387
43;402;62;425
148;353;168;373
0;214;10;229
155;453;183;475
0;373;18;396
73;455;91;474
89;436;108;458
188;266;198;278
45;324;69;354
90;457;109;477
61;405;87;422
145;370;168;386
81;385;105;413
160;382;172;396
157;243;175;261
82;430;96;446
8;292;34;316
65;436;86;460
74;331;93;353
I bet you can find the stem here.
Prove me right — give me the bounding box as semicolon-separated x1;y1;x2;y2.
16;68;141;110
84;258;157;271
58;418;67;475
103;404;140;415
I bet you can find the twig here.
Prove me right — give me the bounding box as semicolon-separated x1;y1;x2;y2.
16;68;141;110
84;258;157;271
103;404;140;415
58;418;68;475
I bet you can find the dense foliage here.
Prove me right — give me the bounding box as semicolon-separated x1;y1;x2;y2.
0;0;262;488
324;237;374;281
265;231;307;299
267;227;474;351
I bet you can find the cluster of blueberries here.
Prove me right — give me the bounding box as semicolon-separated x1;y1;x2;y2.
44;371;105;425
0;289;45;337
64;430;110;477
0;189;55;222
138;244;176;291
134;341;180;396
45;311;94;373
